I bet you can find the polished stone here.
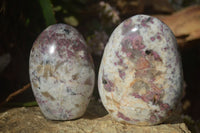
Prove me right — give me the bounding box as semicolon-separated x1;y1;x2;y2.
29;24;95;120
98;15;183;125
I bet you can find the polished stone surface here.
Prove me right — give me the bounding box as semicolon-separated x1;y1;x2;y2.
98;15;183;125
29;24;95;120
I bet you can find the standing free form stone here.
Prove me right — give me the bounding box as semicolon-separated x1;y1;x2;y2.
29;24;95;120
98;15;183;125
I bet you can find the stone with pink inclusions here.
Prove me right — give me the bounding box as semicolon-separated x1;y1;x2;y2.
98;15;183;125
29;24;95;120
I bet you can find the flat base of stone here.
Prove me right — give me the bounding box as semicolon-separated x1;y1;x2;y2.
0;100;190;133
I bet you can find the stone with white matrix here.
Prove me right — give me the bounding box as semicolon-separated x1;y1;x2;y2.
98;15;183;125
29;24;95;120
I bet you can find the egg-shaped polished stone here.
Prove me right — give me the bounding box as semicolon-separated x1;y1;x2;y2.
29;24;95;120
98;15;183;125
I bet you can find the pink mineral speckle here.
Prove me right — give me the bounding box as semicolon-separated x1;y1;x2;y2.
141;19;149;27
115;52;124;66
118;69;125;80
117;112;131;121
160;24;164;33
150;37;155;41
141;17;154;27
157;35;161;40
160;103;170;111
151;51;162;61
150;114;157;123
126;52;132;57
102;73;115;92
132;35;143;50
164;47;169;51
103;79;114;92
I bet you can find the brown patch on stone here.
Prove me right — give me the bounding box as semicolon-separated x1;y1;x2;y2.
33;82;39;88
131;80;150;92
75;104;80;107
36;65;42;74
41;92;55;101
106;96;112;101
84;77;92;85
152;94;160;105
129;79;137;88
108;109;114;113
43;65;53;79
55;61;65;71
72;73;79;80
136;57;150;70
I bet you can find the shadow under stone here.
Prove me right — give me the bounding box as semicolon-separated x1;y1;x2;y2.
83;99;108;120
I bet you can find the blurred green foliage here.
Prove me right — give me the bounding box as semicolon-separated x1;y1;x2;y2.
38;0;56;26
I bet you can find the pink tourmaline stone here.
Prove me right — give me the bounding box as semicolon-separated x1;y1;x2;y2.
98;15;183;125
29;24;95;120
